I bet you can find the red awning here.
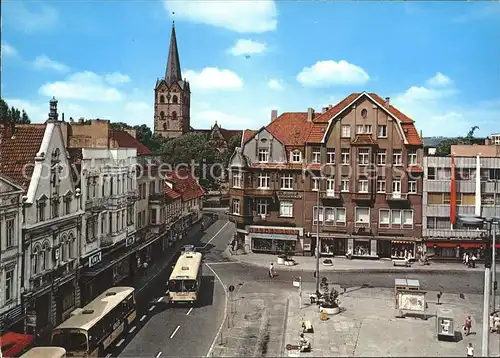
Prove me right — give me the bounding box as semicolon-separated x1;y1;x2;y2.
426;242;500;249
0;332;34;357
426;242;457;248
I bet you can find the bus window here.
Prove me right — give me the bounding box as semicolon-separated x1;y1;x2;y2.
168;280;181;292
52;331;87;353
183;280;197;291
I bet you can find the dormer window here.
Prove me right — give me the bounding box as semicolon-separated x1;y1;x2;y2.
312;148;321;164
291;151;302;163
37;197;47;222
258;148;269;162
361;109;367;119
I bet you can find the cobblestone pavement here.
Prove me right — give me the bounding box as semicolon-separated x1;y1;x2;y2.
284;283;500;357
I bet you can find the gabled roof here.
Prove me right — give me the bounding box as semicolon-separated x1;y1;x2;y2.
110;130;152;156
0;123;46;188
242;129;255;146
165;169;205;201
164;186;182;201
219;128;242;143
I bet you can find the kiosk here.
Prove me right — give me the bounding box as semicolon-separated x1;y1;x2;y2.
436;307;456;341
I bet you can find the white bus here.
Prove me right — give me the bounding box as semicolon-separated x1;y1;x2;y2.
51;286;136;357
20;347;66;358
168;251;203;304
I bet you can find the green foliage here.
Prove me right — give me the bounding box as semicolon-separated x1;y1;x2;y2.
111;122;164;154
217;133;242;168
0;98;31;124
435;126;485;156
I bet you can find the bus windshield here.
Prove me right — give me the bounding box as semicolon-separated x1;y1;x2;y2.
52;330;87;353
168;279;197;292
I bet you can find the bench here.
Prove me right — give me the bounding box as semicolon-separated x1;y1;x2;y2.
393;259;410;267
302;319;313;333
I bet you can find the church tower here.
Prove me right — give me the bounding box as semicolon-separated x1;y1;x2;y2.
154;23;191;139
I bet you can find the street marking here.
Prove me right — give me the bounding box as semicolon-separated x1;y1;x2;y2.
149;305;155;312
155;352;162;358
170;325;180;339
203;221;230;248
206;263;228;357
157;296;163;303
116;338;125;347
186;307;193;315
128;326;136;334
105;354;112;358
140;314;147;322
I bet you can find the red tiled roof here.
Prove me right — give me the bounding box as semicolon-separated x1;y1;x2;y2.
0;124;46;188
220;128;243;143
402;123;423;146
351;134;377;145
166;169;205;201
313;93;361;122
242;129;255;145
110;130;152;156
266;112;315;146
164;186;181;200
306;123;328;143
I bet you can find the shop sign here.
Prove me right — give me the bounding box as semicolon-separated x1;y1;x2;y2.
303;243;311;251
26;311;36;327
88;251;102;267
277;191;302;199
126;236;135;247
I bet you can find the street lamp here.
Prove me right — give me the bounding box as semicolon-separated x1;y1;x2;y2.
314;177;321;296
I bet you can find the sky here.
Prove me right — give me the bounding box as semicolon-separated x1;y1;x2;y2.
1;0;499;137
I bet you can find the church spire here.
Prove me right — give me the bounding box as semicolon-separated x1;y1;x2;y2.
165;22;182;85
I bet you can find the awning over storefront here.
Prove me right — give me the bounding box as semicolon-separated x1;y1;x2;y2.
392;240;416;244
250;233;297;241
426;242;500;248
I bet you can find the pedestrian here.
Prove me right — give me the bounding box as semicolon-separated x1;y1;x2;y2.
269;263;275;278
143;261;149;277
490;313;495;333
494;314;500;334
471;254;476;268
466;343;474;357
465;253;469;267
464;316;472;336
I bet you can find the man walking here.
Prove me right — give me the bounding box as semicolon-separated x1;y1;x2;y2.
466;343;474;357
269;263;275;278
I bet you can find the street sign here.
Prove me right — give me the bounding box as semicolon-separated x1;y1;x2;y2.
228;285;235;292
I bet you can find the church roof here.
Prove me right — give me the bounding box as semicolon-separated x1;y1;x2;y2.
165;23;183;86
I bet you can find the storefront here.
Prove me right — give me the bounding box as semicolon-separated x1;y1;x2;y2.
24;288;51;338
319;237;347;256
0;303;25;334
391;240;416;259
425;241;500;260
247;227;303;254
55;279;77;324
350;237;374;257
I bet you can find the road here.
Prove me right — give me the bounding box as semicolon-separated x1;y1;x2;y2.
116;218;233;357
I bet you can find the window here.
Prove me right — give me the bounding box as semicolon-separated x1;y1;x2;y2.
5;269;14;302
281;175;293;190
426;217;452;229
150;208;157;224
358;178;368;193
232;173;242;188
341;178;349;192
313;206;324;223
52;199;59;218
341;148;350;165
356;125;364;134
427;167;436;180
327;149;335;164
377;150;386;165
6;218;14;248
356;125;372;134
378;125;387;137
393;150;402;166
361;109;368;119
65;198;71;215
312;177;319;191
258;148;269;162
172;111;177;120
172;95;178;104
403;210;413;226
32;247;39;274
324;207;335;224
257;173;270;189
336;208;346;224
38;200;46;221
408;150;417;165
379;210;414;229
326;178;335;194
341;125;351;138
160;95;165;103
377;179;386;193
160;111;165;120
256;199;268;215
379;209;390;226
392;178;401;193
232;199;240;214
358;148;370;165
355;207;370;224
280;201;293;217
312;148;321;163
408;180;417;194
391;209;402;226
291;151;302;163
437;168;451;180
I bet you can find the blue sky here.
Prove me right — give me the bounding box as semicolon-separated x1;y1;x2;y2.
2;0;499;137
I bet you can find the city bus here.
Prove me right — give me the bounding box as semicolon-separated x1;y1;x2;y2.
51;286;136;357
20;347;66;358
168;250;203;304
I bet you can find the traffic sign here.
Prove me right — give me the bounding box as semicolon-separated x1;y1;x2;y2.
228;285;235;292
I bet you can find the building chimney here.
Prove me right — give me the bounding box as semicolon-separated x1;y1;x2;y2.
48;96;59;121
322;107;328;114
307;108;315;122
385;97;390;106
271;110;278;122
62;113;65;122
485;137;491;146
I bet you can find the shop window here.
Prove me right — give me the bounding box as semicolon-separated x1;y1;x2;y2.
279;201;293;217
353;240;370;256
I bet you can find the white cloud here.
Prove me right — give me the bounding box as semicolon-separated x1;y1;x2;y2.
228;39;267;56
125;101;150;112
267;79;283;91
39;71;126;102
183;67;243;91
195;109;253;129
3;2;58;33
164;0;277;33
105;72;132;85
1;42;18;57
426;72;453;87
33;55;70;72
296;60;370;87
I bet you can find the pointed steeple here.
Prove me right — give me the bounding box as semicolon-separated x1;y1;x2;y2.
165;22;182;85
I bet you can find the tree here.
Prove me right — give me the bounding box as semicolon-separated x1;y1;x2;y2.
436;126;485;156
110;122;163;154
0;98;31;124
218;133;242;168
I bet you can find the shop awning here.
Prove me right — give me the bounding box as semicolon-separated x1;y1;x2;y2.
250;233;297;241
426;242;459;248
426;242;500;249
392;240;415;244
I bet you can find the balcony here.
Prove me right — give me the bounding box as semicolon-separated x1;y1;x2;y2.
106;195;128;209
352;192;372;201
386;192;409;201
423;228;485;239
320;190;340;200
149;193;165;204
85;197;106;212
128;190;138;202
